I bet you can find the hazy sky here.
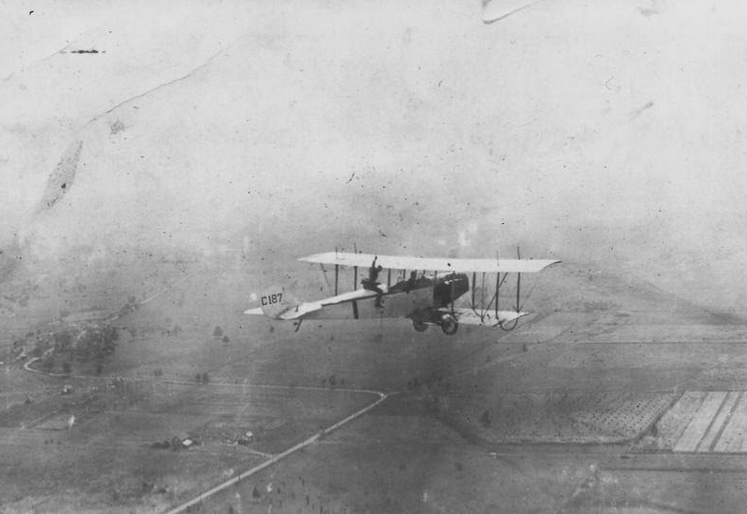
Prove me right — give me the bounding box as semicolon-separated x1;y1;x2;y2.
2;0;747;311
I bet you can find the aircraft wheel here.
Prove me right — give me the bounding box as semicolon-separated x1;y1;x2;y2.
440;314;459;335
412;320;428;332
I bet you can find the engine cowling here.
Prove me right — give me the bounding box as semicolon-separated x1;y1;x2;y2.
432;273;469;308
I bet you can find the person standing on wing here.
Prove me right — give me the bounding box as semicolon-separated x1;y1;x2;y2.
362;256;385;308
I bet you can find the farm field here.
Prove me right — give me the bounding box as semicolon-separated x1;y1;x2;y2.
3;255;747;513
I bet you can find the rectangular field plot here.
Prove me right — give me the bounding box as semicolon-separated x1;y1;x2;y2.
657;391;747;453
673;392;728;452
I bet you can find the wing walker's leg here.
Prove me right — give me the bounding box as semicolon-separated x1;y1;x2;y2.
353;266;358;290
387;269;391;288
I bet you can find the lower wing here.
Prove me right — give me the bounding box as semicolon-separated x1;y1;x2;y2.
441;308;528;327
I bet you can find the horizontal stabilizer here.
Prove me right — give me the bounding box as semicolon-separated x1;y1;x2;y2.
300;252;559;274
245;287;388;321
244;301;323;320
276;302;323;320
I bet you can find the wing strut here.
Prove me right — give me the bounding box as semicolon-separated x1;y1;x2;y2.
334;246;339;295
471;272;476;309
352;263;360;318
450;277;456;315
495;272;500;318
480;272;486;322
516;247;521;313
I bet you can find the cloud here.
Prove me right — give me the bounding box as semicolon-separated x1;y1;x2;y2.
2;0;747;314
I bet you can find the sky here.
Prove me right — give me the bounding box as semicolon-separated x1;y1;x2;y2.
2;0;747;312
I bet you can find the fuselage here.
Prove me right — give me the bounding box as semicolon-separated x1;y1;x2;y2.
304;273;469;321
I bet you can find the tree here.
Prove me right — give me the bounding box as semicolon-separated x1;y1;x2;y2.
102;325;119;353
213;326;223;338
76;325;119;364
479;410;492;427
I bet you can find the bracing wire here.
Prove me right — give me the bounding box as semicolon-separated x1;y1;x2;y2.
518;268;546;312
319;264;332;292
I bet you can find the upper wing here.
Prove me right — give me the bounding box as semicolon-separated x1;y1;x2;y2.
483;0;541;24
300;252;559;273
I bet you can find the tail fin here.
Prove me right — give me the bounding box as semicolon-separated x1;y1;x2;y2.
247;286;300;319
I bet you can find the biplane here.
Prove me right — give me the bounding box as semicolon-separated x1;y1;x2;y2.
245;251;559;335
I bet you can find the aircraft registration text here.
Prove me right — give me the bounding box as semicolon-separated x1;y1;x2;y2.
261;293;283;306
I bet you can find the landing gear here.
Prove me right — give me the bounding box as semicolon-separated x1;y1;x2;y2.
440;313;459;335
410;311;459;335
412;319;428;332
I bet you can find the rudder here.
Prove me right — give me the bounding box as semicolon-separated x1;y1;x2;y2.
258;286;299;319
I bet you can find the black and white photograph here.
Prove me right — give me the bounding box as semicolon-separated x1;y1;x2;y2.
2;1;747;512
